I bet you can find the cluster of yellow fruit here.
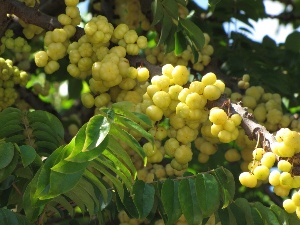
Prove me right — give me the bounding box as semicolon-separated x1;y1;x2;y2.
140;69;226;171
34;0;81;74
0;29;31;55
237;74;250;89
16;0;44;39
0;57;29;110
19;19;44;40
113;0;151;31
239;147;275;188
230;85;288;132
145;33;213;71
208;107;242;143
237;127;300;218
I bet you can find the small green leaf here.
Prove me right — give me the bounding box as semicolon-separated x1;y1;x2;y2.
112;102;153;129
91;160;125;200
107;135;136;175
19;145;37;167
253;202;280;225
165;24;177;53
28;110;64;140
152;0;164;26
212;167;235;208
52;195;75;217
44;170;84;199
0;208;32;225
234;198;254;225
0;124;23;138
270;204;290;225
114;115;153;144
83;115;110;151
218;208;230;225
122;186;139;218
250;206;264;225
0;148;18;183
84;170;108;203
132;180;155;218
195;173;220;217
110;124;146;159
0;142;14;169
161;179;181;225
158;15;174;46
179;18;205;51
175;30;187;56
229;202;247;225
162;0;179;19
178;179;202;225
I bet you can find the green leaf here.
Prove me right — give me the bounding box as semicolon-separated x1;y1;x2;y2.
250;206;264;225
212;167;235;208
28;110;64;140
82;115;110;151
270;204;290;225
218;208;230;225
110;124;146;160
0;124;23;138
0;148;18;183
234;198;254;225
0;208;32;225
112;102;152;129
161;179;181;225
158;15;174;46
132;180;155;218
229;202;247;225
76;177;100;215
195;173;220;217
52;195;75;217
113;115;153;144
50;160;89;174
91;160;125;200
30;121;62;143
253;202;280;225
46;170;84;199
162;0;179;19
96;156;132;192
19;145;37;167
64;190;87;214
66;136;109;163
0;142;14;169
165;24;177;53
175;30;187;55
151;0;164;26
107;135;136;175
179;18;205;51
122;186;139;218
178;179;202;225
84;170;109;203
32;130;60;146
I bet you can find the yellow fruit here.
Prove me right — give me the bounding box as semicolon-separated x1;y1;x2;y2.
203;85;221;101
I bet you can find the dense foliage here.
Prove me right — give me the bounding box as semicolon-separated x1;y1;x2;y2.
1;0;300;224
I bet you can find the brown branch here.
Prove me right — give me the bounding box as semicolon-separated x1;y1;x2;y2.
1;0;62;31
